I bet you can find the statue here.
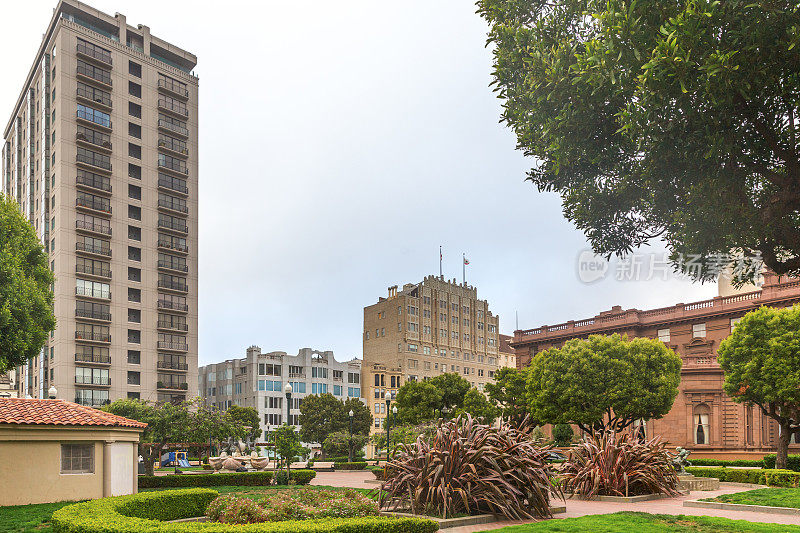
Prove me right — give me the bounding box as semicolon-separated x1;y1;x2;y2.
672;446;692;474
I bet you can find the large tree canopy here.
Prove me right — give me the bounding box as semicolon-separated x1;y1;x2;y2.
456;388;499;425
718;306;800;469
478;0;800;281
428;373;471;410
104;398;248;476
0;195;55;372
527;334;682;432
395;381;443;425
227;404;261;441
485;367;530;425
298;394;372;452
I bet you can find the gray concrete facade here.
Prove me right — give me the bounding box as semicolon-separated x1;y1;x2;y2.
199;347;363;441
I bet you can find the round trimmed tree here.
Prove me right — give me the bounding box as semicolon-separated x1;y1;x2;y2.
527;333;681;433
718;306;800;469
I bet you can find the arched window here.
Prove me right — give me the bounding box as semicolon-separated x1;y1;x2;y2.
694;404;711;445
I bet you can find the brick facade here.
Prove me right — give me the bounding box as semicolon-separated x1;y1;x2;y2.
512;274;800;458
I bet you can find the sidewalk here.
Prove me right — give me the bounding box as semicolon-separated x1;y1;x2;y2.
309;474;800;530
446;483;800;532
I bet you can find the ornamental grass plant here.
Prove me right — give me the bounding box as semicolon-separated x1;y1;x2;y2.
379;414;560;519
560;432;679;498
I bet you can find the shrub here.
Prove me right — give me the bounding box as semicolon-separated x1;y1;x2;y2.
207;496;267;524
139;471;274;488
327;454;365;463
763;454;800;471
52;488;437;533
208;488;380;524
689;458;763;468
334;462;367;470
369;467;385;479
551;424;574;447
381;414;560;519
685;466;800;487
274;469;317;486
560;432;679;498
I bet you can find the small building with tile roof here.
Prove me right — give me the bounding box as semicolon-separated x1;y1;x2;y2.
0;397;146;505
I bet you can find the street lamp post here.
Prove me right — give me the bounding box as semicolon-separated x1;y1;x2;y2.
385;391;394;460
348;409;354;463
283;383;294;482
284;383;293;427
391;405;398;458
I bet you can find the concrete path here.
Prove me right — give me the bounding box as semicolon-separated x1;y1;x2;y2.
309;473;800;529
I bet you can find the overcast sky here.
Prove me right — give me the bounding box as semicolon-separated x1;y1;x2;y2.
2;1;716;365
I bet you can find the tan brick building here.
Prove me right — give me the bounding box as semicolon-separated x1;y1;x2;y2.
512;273;800;458
363;275;502;432
2;0;198;405
498;334;516;369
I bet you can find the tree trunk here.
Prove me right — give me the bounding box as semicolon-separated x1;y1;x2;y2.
776;420;792;470
140;445;158;477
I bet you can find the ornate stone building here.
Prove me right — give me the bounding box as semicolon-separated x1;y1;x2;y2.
512;273;800;458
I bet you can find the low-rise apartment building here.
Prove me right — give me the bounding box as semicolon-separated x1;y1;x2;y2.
199;346;363;441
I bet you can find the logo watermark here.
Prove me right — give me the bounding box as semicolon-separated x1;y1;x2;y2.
576;250;764;284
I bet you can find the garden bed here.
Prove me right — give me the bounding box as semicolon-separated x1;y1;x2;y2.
566;492;683;503
683;487;800;515
51;488;438;532
381;507;566;529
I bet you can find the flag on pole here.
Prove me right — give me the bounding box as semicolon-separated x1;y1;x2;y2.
439;246;443;277
463;257;470;265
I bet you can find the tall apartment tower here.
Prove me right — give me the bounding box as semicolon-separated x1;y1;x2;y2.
362;275;501;429
1;1;199;405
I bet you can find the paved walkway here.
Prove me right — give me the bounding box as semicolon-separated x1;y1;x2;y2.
310;473;800;529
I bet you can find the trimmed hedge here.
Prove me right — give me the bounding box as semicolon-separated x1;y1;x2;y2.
51;488;438;533
685;466;800;487
139;471;274;488
327;455;366;463
368;467;384;480
689;458;764;468
763;454;800;471
334;462;367;471
274;469;317;486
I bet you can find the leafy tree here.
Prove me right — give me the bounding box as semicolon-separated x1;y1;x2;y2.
322;430;368;458
343;397;373;436
551;424;574;447
298;393;345;447
190;401;248;452
0;195;55;372
104;398;249;475
395;381;442;425
227;404;261;441
428;373;471;411
370;422;435;456
104;398;190;476
478;1;800;281
485;367;529;425
273;423;303;481
718;306;800;470
527;334;681;433
456;388;498;425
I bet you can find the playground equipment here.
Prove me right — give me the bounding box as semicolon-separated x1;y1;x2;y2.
160;450;190;468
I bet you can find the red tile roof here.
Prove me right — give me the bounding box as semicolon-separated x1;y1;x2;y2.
0;398;147;429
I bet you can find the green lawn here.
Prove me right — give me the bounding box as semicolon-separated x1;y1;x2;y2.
0;501;77;533
494;512;800;532
703;488;800;508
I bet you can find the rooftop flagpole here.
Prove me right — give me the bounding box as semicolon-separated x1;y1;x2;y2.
439;246;443;278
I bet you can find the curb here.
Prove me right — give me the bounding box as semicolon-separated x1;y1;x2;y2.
684;499;800;516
